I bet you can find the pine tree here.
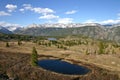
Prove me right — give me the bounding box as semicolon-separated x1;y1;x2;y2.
98;41;104;54
31;47;38;66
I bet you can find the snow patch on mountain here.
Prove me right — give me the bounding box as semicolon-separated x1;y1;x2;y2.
25;23;102;29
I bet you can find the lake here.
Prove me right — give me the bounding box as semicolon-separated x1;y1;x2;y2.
38;59;90;75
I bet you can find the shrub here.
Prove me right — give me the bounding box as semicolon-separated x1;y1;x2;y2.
112;49;116;54
18;40;22;46
86;49;90;55
63;46;67;50
6;42;9;47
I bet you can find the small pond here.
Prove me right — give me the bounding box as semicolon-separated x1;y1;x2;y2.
38;59;90;75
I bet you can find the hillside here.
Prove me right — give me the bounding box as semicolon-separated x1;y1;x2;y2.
107;26;120;42
12;23;119;42
14;24;105;36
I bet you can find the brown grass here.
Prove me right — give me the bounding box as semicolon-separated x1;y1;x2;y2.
0;40;120;79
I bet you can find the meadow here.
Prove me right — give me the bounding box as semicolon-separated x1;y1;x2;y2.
0;36;120;80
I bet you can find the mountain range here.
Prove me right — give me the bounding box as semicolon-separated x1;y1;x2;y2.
0;26;13;34
0;23;120;42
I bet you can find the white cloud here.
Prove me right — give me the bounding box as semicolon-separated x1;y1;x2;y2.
23;4;32;10
22;4;54;14
39;14;59;19
84;19;96;23
0;11;11;16
21;4;56;20
100;19;120;24
33;8;54;14
0;21;20;27
5;4;17;12
58;18;73;23
19;9;24;12
65;10;77;14
84;19;120;24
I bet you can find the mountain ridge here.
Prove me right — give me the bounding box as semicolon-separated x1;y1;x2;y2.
13;23;120;42
1;23;120;42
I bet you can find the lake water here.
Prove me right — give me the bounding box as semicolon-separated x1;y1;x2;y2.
38;59;90;75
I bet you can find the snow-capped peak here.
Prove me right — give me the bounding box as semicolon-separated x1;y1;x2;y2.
27;24;39;28
6;26;21;31
24;23;102;29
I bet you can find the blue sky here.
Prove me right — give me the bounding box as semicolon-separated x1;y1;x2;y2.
0;0;120;27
